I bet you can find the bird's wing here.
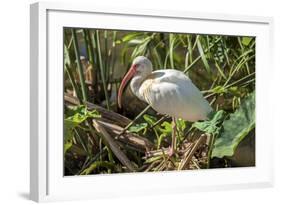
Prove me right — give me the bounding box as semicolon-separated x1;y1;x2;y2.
140;70;212;121
147;69;191;85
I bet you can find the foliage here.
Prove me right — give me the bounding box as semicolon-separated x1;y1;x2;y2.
211;92;255;158
192;110;226;136
64;105;100;154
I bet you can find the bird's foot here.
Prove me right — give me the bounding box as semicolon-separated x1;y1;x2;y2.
167;146;175;157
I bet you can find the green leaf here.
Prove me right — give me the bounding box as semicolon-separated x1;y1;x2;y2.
159;121;172;133
131;37;151;59
128;39;143;45
143;114;157;125
211;85;226;94
66;105;101;123
121;32;143;42
192;110;226;135
144;156;162;164
176;118;186;132
64;141;73;154
197;36;211;73
80;161;115;175
64;105;101;154
128;123;148;133
211;93;255;158
64;120;75;154
241;37;252;46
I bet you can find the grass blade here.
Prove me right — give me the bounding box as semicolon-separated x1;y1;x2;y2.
169;33;176;69
184;37;222;73
196;36;211;74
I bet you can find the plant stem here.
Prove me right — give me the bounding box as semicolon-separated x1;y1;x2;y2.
184;37;222;73
96;30;110;110
169;33;175;69
119;105;152;135
204;72;255;99
207;134;215;168
64;64;82;103
71;28;88;102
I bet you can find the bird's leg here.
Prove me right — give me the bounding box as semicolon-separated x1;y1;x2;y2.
171;117;177;153
168;117;177;157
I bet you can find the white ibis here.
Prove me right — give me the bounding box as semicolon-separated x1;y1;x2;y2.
118;56;212;156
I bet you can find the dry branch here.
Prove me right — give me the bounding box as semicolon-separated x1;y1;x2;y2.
64;93;130;127
97;120;154;152
92;120;136;172
178;134;207;170
65;94;154;152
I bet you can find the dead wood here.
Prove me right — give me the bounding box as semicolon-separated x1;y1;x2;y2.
178;134;207;170
92;120;136;172
64;94;154;152
64;93;130;127
97;120;154;152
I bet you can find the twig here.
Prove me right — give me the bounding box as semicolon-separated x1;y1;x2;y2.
144;160;161;172
204;72;255;99
97;120;154;152
119;105;151;135
178;134;207;170
191;158;201;169
150;115;170;129
145;148;170;158
92;120;136;172
77;147;107;175
206;133;215;168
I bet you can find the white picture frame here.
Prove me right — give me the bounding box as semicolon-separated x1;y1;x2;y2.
30;2;274;202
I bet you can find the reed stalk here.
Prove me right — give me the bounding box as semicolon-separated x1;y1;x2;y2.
96;30;110;110
64;64;82;103
71;28;88;102
184;37;222;73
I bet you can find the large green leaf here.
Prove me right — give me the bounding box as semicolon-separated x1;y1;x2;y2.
192;110;226;135
211;93;255;158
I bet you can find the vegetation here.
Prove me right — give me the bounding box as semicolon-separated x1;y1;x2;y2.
63;28;255;175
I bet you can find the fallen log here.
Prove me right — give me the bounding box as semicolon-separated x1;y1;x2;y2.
64;93;154;153
97;120;154;152
64;93;130;127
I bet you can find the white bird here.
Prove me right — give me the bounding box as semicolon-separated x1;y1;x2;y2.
118;56;212;156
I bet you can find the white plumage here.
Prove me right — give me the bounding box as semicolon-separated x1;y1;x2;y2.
138;69;212;122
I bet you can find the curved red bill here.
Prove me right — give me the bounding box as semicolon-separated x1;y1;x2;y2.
117;65;137;108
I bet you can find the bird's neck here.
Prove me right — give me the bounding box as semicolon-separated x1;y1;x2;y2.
130;75;147;101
